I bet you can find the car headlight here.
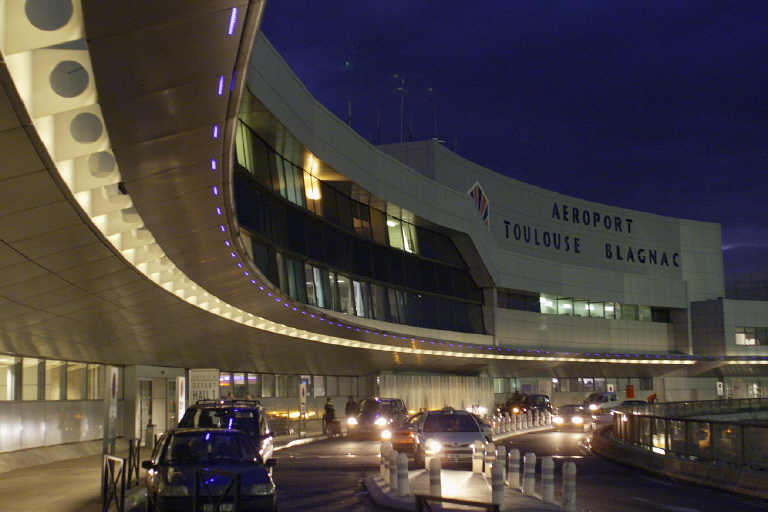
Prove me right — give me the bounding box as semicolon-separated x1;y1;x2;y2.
347;417;358;426
512;407;520;414
588;404;599;412
553;416;564;424
245;481;275;496
571;416;584;425
159;485;189;497
622;415;628;423
425;439;442;455
374;417;387;427
381;430;392;440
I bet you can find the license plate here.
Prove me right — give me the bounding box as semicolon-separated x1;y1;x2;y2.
202;504;234;512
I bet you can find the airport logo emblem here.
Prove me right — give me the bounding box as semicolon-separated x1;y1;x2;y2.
467;182;489;227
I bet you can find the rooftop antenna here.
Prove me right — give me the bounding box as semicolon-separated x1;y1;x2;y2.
393;73;407;143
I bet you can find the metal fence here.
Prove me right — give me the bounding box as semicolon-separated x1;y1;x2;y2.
613;400;768;470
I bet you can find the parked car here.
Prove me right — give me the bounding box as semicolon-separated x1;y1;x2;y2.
584;392;621;413
178;400;273;461
347;397;408;439
407;407;487;468
143;428;277;512
552;404;590;431
504;392;529;415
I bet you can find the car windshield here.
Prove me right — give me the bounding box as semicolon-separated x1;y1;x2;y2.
164;432;254;464
559;405;583;415
423;414;479;433
180;408;260;437
360;400;380;415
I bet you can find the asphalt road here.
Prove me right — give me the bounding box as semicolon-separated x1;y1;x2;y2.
272;438;381;511
501;429;768;512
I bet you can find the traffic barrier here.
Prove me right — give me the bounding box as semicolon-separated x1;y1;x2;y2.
484;442;496;478
491;458;504;508
562;461;577;512
496;445;507;484
397;452;410;496
507;448;520;489
472;440;484;473
389;450;399;493
428;456;442;497
522;452;536;495
380;441;392;482
541;456;554;503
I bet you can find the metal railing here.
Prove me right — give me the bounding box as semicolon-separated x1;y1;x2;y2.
192;468;242;512
125;438;141;489
102;455;126;512
620;398;768;419
613;405;768;470
415;494;500;512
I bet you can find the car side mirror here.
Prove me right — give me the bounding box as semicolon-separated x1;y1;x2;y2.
141;461;154;470
265;459;278;468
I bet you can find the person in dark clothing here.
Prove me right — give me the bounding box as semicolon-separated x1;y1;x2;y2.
345;396;358;417
324;398;336;422
324;398;340;436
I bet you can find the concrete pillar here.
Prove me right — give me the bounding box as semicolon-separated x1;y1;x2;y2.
562;461;577;512
522;452;536;495
491;458;505;508
541;456;554;503
507;448;520;489
472;440;484;473
389;450;399;493
380;441;392;482
496;445;507;484
484;442;496;478
397;452;410;496
428;456;441;497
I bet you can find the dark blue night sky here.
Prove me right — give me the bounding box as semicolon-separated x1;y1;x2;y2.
262;1;768;280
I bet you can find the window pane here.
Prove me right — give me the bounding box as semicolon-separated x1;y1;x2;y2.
622;304;639;321
45;360;63;400
0;356;17;401
353;280;371;318
67;362;86;400
219;372;233;399
402;222;418;254
261;374;274;398
638;305;651;322
337;274;354;315
87;364;104;400
326;376;338;397
233;373;247;398
313;376;325;397
387;216;405;250
247;374;260;399
588;302;604;318
305;264;317;306
22;358;40;400
371;284;389;321
604;302;616;319
539;294;556;314
573;299;587;317
370;208;388;245
557;297;573;316
352;202;371;239
314;266;327;308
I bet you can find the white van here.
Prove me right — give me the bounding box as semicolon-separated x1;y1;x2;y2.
584;392;621;414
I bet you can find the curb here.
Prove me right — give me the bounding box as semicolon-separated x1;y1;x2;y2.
363;476;415;511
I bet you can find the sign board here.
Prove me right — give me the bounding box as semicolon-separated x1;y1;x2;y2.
607;384;615;393
716;381;724;397
299;381;307;414
189;369;220;402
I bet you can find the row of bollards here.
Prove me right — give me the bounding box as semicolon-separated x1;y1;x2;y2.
380;441;411;496
473;441;577;512
490;410;553;435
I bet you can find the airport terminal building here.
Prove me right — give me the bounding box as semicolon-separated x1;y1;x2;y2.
0;1;766;460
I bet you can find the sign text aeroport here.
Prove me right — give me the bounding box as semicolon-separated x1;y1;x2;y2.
501;202;680;268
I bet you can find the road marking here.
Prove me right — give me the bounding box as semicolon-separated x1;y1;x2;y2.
632;497;700;512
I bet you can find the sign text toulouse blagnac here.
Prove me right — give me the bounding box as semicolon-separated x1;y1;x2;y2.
502;201;680;268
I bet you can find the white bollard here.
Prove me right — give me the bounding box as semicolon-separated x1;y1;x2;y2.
522;452;536;495
491;459;505;508
513;415;520;431
484;442;496;478
542;456;554;503
397;452;410;496
389;450;399;493
428;456;441;497
504;415;510;432
546;410;552;425
507;448;520;489
562;461;577;512
380;441;392;482
472;440;484;473
496;445;507;484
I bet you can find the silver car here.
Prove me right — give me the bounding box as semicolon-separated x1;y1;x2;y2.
410;408;487;468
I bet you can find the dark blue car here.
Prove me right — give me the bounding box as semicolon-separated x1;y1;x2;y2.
143;428;277;512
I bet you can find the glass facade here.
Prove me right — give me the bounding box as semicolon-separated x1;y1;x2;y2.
234;116;484;334
735;327;766;346
497;289;671;323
